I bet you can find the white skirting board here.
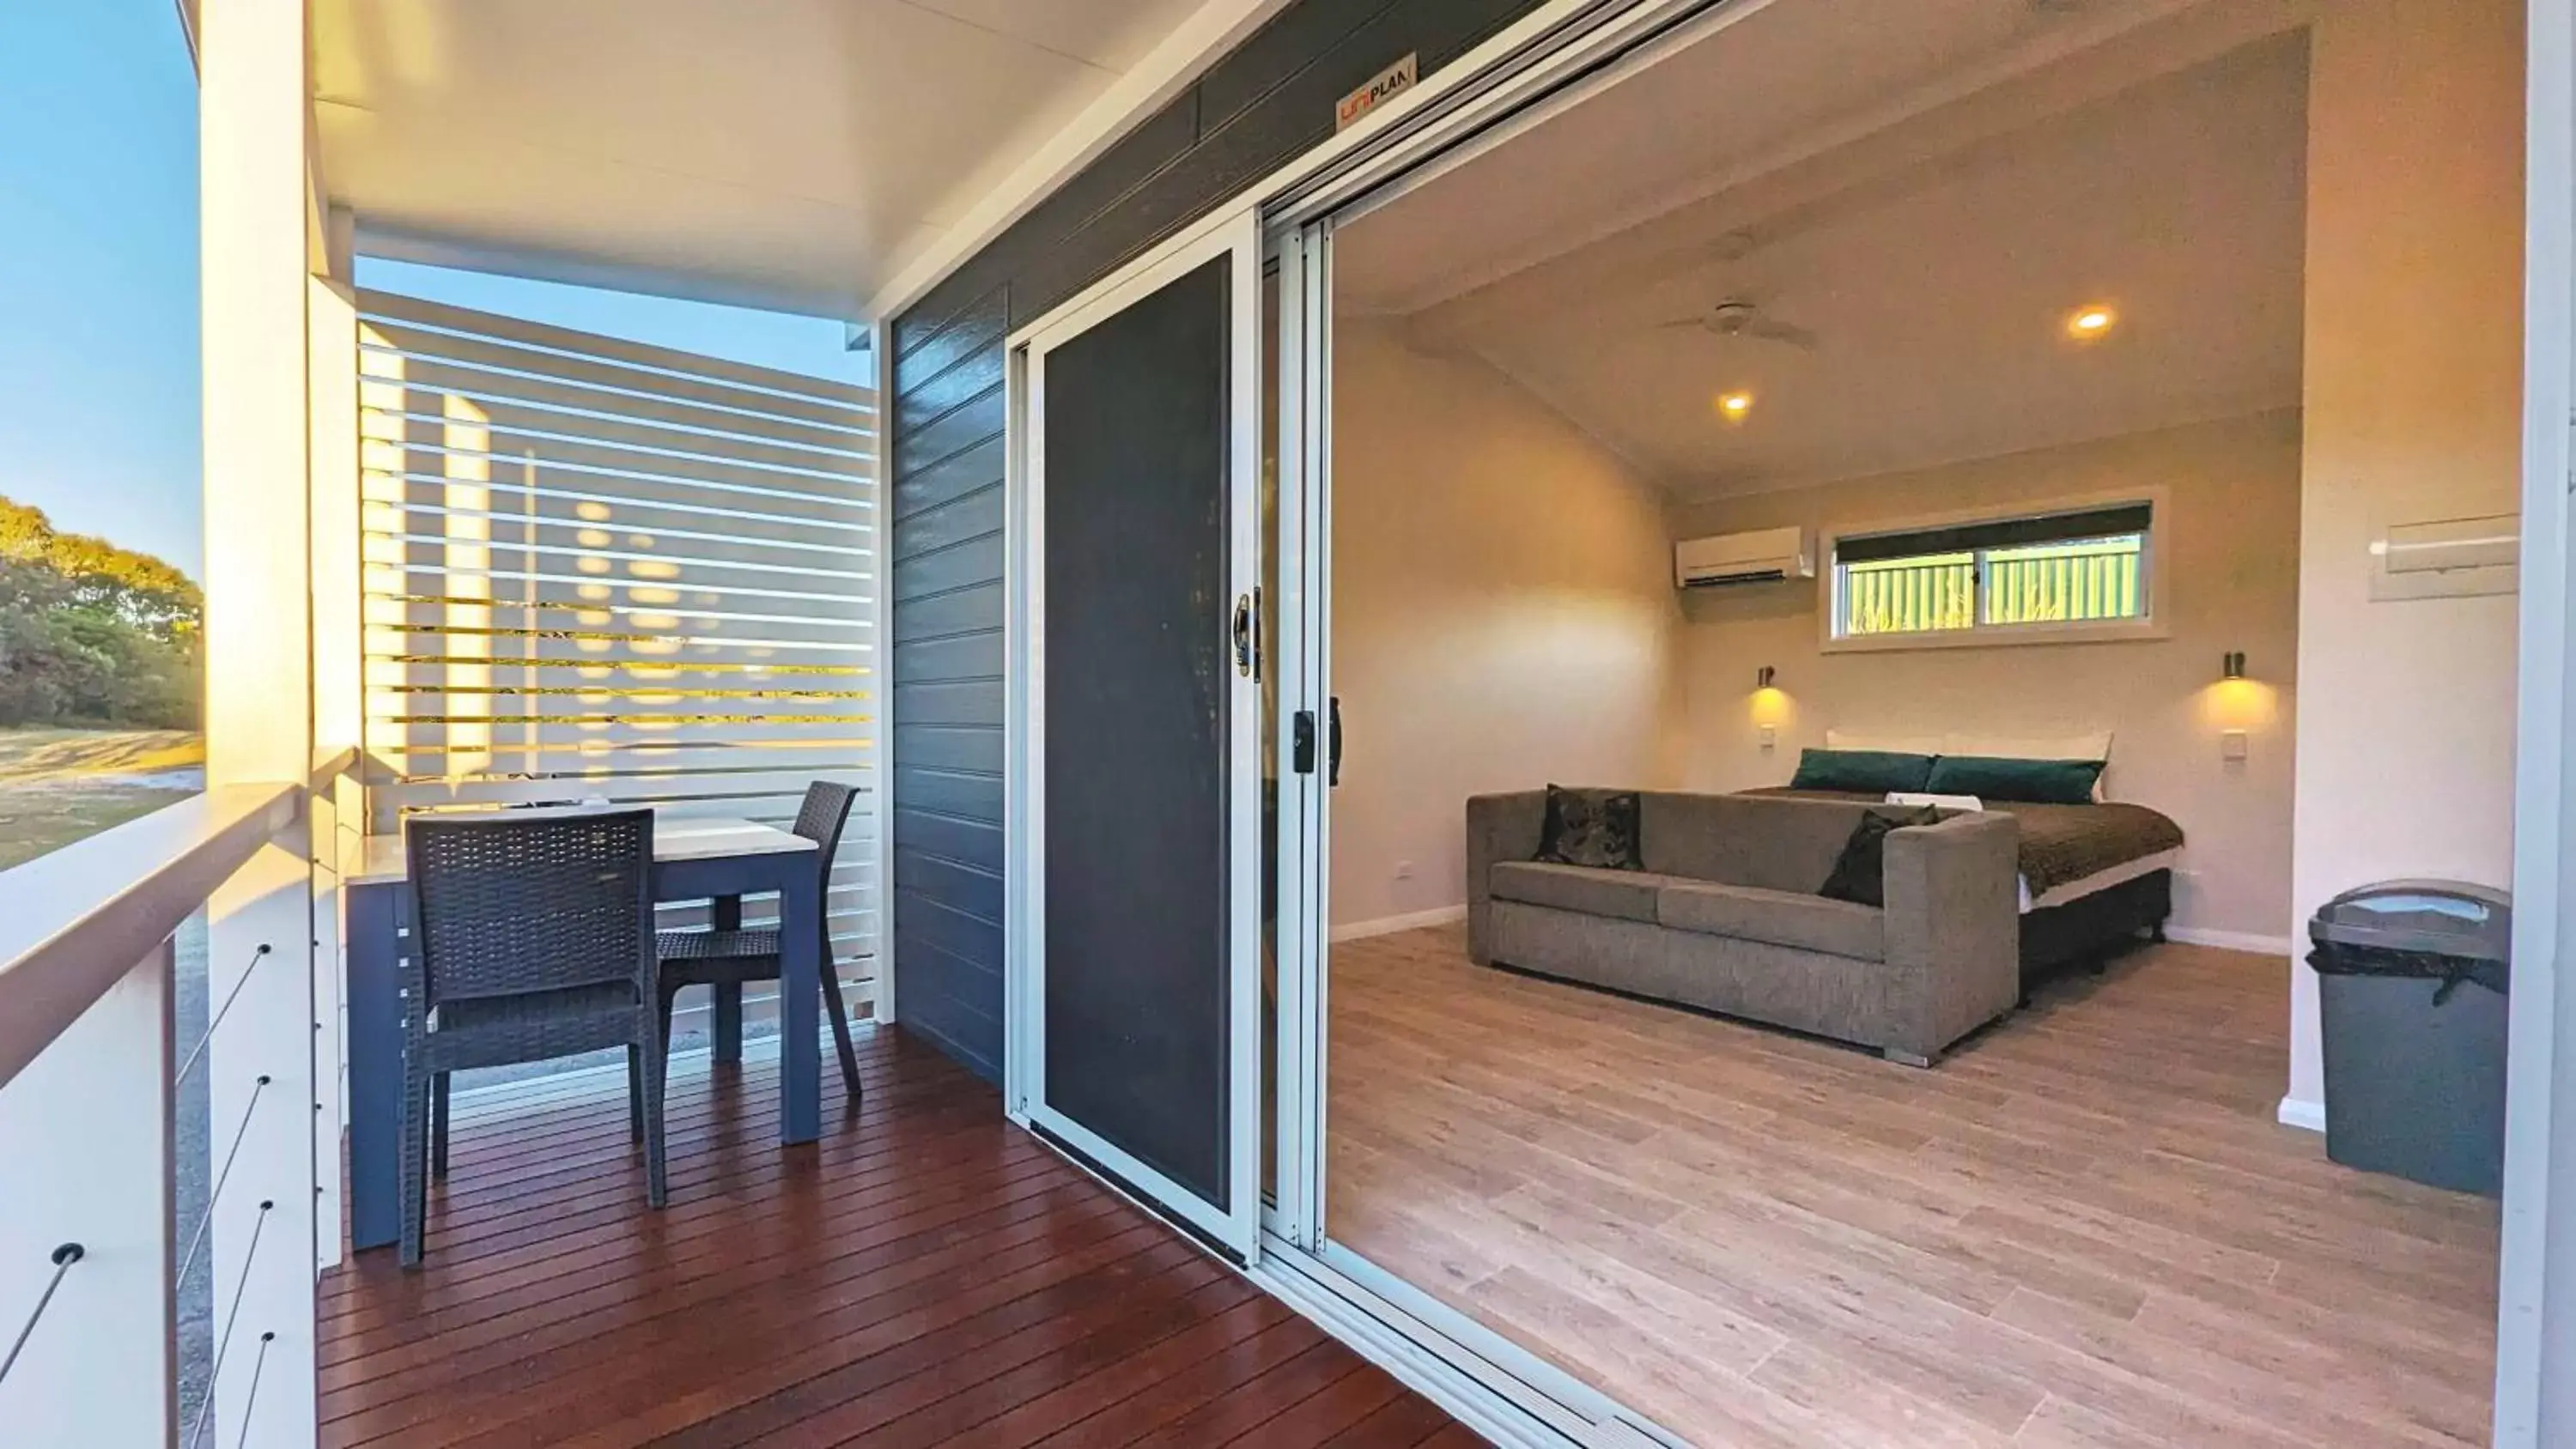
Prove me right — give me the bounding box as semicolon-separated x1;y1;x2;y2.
1331;905;1469;943
2277;1095;2327;1133
2164;925;2295;956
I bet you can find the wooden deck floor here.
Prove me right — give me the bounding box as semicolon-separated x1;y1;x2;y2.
1330;926;2500;1448
319;1028;1476;1449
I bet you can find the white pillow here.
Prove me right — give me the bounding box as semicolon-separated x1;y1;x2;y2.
1939;731;2113;761
1824;728;1945;756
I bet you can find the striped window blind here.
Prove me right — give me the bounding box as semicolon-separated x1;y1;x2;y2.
355;289;879;1006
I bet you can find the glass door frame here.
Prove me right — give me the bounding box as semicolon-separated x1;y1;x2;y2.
1002;202;1268;1262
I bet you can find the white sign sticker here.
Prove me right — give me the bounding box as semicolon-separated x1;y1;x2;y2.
1337;52;1419;131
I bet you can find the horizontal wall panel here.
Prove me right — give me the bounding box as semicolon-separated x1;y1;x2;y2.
890;679;1005;726
889;723;1005;775
891;807;1005;870
891;485;1005;563
361;290;879;973
891;535;1007;602
894;347;1008;441
891;765;1003;821
896;386;1005;470
889;580;1004;645
892;435;1005;523
891;629;1004;682
893;850;1005;925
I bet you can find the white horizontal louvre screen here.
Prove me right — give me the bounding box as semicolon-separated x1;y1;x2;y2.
355;289;879;1003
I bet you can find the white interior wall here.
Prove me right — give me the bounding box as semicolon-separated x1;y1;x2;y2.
1328;319;1683;933
2286;0;2528;1125
1667;411;2303;944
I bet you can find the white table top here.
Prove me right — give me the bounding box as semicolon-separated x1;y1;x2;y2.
350;811;815;887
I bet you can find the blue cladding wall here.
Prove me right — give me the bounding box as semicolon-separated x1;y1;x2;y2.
884;0;1550;1082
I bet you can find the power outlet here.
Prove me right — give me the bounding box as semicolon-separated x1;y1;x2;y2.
2221;729;2249;762
1394;859;1415;881
1759;724;1778;751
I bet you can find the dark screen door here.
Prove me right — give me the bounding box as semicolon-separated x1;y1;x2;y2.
1020;212;1261;1258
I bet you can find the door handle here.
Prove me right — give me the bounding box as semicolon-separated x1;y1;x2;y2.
1327;696;1343;787
1292;710;1317;774
1231;591;1261;679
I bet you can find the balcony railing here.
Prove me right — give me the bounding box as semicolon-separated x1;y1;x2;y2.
0;755;343;1448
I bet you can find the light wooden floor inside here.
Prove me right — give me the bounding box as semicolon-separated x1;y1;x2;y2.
1327;925;2500;1448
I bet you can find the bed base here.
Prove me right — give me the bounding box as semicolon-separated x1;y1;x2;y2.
2019;868;2172;988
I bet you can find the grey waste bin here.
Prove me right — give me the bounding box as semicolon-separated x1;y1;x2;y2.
2307;880;2511;1196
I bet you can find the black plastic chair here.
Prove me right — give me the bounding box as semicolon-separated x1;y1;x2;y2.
401;809;665;1268
653;781;864;1101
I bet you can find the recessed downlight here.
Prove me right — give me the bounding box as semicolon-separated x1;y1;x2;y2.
1716;391;1755;420
2067;305;2118;339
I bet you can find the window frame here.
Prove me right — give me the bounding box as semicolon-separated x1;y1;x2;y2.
1816;488;2172;654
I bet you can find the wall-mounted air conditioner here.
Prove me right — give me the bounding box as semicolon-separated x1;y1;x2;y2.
1674;526;1813;588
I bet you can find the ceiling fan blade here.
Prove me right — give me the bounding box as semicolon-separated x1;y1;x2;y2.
1749;317;1820;350
1656;317;1710;331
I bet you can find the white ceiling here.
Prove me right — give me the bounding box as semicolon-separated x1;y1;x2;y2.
312;0;1233;317
1335;0;2311;498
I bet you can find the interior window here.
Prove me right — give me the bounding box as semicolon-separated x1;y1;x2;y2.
1831;501;2151;639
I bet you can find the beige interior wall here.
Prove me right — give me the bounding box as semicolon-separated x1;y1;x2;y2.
1667;412;2303;941
2286;0;2527;1120
1329;319;1682;930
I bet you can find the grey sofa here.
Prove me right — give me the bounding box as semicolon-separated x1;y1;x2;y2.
1465;791;2020;1064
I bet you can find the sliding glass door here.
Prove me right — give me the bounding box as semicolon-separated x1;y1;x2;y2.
1009;207;1267;1260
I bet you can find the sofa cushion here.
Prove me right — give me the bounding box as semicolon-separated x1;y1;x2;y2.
1489;861;1675;923
1534;785;1644;870
1657;880;1885;961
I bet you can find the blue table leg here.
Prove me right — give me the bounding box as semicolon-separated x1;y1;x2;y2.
347;882;404;1252
778;864;821;1145
711;894;743;1064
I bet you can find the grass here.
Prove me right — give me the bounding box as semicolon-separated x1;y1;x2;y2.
0;726;207;871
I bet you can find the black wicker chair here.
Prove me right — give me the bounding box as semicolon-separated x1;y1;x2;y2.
401;809;665;1268
654;781;864;1100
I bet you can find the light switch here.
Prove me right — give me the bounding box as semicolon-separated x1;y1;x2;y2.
1759;724;1777;751
2221;729;2249;761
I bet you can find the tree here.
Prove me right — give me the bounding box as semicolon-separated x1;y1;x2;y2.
0;498;200;729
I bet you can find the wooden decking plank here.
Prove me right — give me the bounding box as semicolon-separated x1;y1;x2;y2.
319;1028;1462;1449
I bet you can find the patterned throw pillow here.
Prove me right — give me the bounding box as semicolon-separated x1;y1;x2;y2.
1534;785;1644;871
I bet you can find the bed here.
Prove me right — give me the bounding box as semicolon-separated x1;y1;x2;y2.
1740;789;2185;983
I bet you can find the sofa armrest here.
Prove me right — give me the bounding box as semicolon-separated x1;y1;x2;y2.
1465;791;1547;965
1880;810;2021;1059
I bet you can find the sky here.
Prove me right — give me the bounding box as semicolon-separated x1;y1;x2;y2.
0;1;863;584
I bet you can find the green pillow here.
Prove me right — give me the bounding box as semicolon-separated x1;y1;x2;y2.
1924;755;2104;804
1789;749;1935;794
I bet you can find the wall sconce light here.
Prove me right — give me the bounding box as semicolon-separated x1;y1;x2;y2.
2221;650;2246;680
1756;665;1777;689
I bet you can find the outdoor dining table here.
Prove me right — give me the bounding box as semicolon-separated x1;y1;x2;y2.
341;809;823;1252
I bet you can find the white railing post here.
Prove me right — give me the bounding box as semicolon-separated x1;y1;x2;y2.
200;0;323;1439
0;940;178;1446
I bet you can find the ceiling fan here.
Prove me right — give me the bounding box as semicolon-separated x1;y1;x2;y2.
1658;297;1820;350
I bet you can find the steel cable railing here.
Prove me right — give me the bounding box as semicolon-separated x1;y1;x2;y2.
0;1243;84;1387
175;943;271;1087
186;1197;271;1449
176;1074;269;1294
